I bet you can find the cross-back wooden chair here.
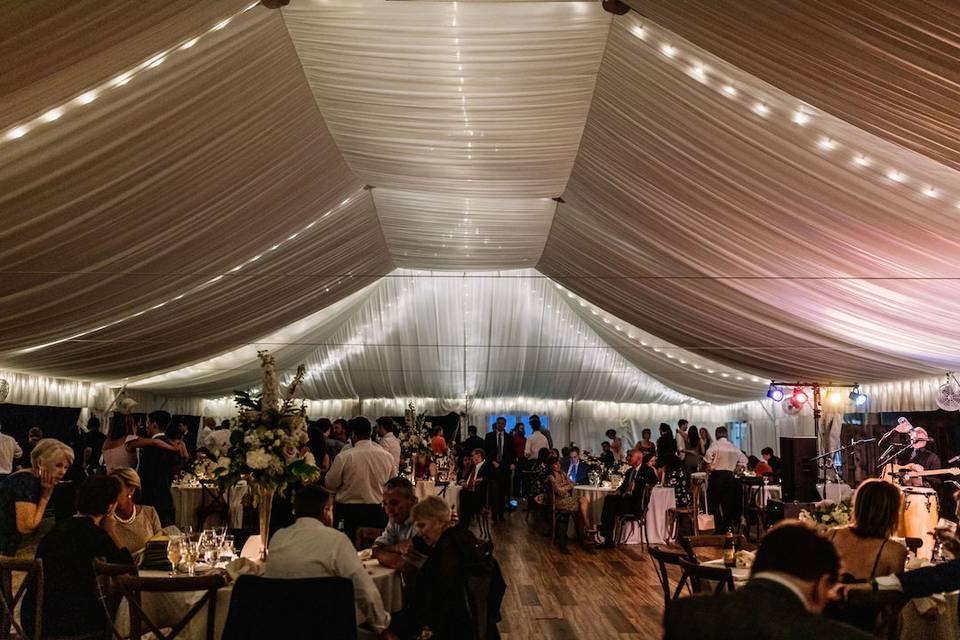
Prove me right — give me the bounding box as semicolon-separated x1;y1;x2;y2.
677;556;735;595
0;558;42;640
648;546;691;608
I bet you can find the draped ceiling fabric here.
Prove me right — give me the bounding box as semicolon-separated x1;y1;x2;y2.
2;1;959;430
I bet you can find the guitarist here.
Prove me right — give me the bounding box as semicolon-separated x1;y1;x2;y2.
896;428;942;489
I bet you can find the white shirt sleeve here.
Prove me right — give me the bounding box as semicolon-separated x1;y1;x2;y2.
13;441;22;459
704;442;718;465
736;449;748;467
324;451;345;492
332;537;391;632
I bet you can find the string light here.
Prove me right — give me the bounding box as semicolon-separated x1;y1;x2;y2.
2;3;258;144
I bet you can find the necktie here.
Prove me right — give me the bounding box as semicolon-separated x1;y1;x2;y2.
569;464;576;482
497;433;503;462
468;466;478;491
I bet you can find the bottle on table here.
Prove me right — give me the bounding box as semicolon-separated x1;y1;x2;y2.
723;529;736;568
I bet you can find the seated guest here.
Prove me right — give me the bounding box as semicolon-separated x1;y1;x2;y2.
265;485;395;639
598;450;647;549
561;446;590;485
22;476;133;638
761;446;781;477
660;454;692;508
640;451;659;486
747;455;774;478
107;467;162;554
373;477;418;568
665;522;872;640
325;417;396;543
409;497;506;640
548;458;591;547
829;479;908;582
457;448;491;530
599;441;615;467
0;438;72;556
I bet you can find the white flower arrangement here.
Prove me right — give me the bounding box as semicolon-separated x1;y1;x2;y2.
798;499;851;527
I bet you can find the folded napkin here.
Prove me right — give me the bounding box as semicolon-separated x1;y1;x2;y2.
223;557;264;582
735;550;755;570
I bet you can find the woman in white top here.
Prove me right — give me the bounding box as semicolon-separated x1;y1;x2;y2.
101;415;180;472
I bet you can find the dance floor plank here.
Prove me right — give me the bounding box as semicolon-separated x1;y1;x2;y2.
492;513;667;639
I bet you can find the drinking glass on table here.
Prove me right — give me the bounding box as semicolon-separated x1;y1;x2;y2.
181;539;199;577
218;535;236;565
214;524;228;545
166;536;182;577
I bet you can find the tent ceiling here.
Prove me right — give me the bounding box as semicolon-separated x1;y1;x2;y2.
3;1;960;406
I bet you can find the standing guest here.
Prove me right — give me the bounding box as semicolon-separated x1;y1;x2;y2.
430;426;448;456
606;429;624;463
761;447;782;477
137;411;180;527
664;522;872;640
461;425;484;458
676;419;689;458
102;414;139;472
532;415;553;450
376;417;402;471
484;417;516;521
197;417;216;452
0;423;22;480
656;423;678;462
264;485;395;639
324;417;395;542
81;417;106;474
634;428;655;456
332;418;349;444
164;420;190;477
598;450;647;548
16;428;43;470
561;447;589;485
458;448;492;530
524;420;549;460
699;427;713;453
511;423;527;461
318;418;345;463
21;476;133;639
0;439;72;556
829;479;908;582
409;496;505;640
681;424;702;475
107;467;162;554
306;420;331;473
704;426;748;532
204;420;233;458
661;454;692;508
599;441;615;467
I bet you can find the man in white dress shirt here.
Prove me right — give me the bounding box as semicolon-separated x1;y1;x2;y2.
265;485;396;639
0;424;22;479
703;426;748;532
524;422;549;460
375;417;402;471
325;417;396;543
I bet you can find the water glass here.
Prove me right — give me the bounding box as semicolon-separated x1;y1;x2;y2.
166;537;182;576
181;539;198;576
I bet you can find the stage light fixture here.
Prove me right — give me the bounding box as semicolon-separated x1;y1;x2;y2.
849;387;868;406
792;387;808;404
766;384;784;402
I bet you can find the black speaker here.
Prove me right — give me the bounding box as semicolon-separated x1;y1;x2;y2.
779;436;818;502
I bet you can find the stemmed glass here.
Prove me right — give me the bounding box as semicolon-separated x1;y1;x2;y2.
181;538;199;577
166;536;182;577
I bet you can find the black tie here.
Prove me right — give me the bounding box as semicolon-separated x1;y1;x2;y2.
497;433;503;462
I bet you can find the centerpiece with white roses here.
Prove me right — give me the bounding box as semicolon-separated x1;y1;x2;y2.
212;350;321;558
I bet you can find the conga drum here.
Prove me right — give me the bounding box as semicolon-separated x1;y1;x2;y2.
898;488;939;559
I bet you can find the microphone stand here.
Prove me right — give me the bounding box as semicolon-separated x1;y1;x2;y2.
877;441;914;482
809;438;874;498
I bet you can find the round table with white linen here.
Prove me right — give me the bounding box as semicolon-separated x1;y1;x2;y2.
817;482;853;502
171;482;248;530
573;485;613;530
644;486;678;545
362;559;404;613
414;480;461;513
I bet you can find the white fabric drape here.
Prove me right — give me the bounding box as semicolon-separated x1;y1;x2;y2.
0;369;111;410
0;7;393;381
539;14;960;383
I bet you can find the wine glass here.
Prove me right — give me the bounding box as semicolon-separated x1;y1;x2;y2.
214;525;228;546
181;539;198;577
166;537;182;577
218;535;236;565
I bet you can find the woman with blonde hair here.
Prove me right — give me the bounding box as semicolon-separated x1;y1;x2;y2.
108;467;162;553
0;438;73;555
830;479;908;582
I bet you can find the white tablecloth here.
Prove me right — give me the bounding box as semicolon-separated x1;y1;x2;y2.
362;559;404;613
817;483;853;502
644;486;677;545
414;480;461;513
573;485;612;529
171;483;247;530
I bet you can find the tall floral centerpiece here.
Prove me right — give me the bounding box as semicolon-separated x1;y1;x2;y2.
399;402;433;479
213;351;320;559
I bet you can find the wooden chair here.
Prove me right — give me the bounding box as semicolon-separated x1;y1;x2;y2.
354;527;382;550
0;558;42;640
677;557;735;595
114;574;226;640
648;546;691;608
613;484;652;550
196;482;230;530
679;533;749;562
666;480;707;541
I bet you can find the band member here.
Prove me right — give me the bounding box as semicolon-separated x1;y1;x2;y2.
896;428;941;489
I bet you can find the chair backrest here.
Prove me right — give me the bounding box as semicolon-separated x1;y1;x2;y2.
0;558;42;640
647;547;689;608
93;560;139;640
677;557;735;595
680;534;747;562
355;527;382;550
222;575;356;640
117;574;226;640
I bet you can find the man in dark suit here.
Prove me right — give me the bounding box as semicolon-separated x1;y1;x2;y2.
597;449;646;548
138;410;179;526
664;522;872;640
561;446;590;485
483;417;516;522
461;425;485;460
457;448;492;530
